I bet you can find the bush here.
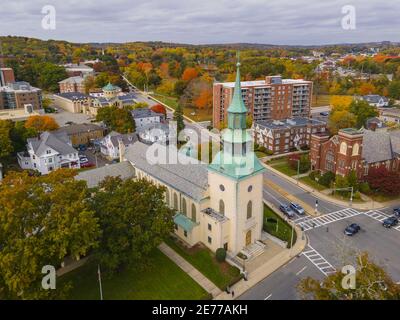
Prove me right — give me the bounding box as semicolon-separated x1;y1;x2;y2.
353;191;362;200
319;171;336;187
359;182;371;194
216;248;227;262
309;171;320;181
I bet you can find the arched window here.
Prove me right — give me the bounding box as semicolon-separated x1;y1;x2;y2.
352;143;359;156
219;199;225;216
340;142;347;155
166;191;170;206
191;204;197;222
173;193;178;210
182;198;187;215
247;201;252;219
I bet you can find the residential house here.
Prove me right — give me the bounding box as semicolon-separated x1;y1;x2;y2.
53;123;105;147
100;131;138;160
361;95;389;108
131;107;165;129
17;131;80;175
137;122;171;145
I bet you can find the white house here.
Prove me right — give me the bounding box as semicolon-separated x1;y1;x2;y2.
362;95;389;108
100;131;138;160
131;108;164;129
137;122;171;144
17;131;80;175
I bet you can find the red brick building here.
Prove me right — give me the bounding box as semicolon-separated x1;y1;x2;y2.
0;68;15;86
213;75;312;128
253;117;327;155
59;76;86;94
310;128;400;179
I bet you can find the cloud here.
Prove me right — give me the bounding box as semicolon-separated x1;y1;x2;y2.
0;0;399;44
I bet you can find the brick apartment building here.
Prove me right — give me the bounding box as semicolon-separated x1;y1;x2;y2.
253;117;327;154
0;68;15;86
0;81;42;110
213;75;313;128
59;76;86;94
310;128;400;179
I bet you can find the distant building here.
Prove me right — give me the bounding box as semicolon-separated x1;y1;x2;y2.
63;63;94;77
53;123;105;147
131;107;164;129
90;83;137;114
137;122;170;144
379;108;400;124
253;117;327;155
17;131;80;175
59;76;86;94
310;128;400;179
100;131;138;160
0;68;15;86
0;82;42;111
213;75;312;129
53;92;92;114
361;95;389;108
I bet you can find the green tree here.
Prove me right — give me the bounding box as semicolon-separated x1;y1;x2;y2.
91;177;174;273
0;120;13;159
174;104;185;136
37;62;68;92
0;170;100;299
349;100;379;128
298;252;400;300
96;105;135;133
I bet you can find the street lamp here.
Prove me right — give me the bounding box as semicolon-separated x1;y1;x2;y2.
333;186;354;207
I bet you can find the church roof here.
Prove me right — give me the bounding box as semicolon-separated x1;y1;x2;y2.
124;141;208;201
227;58;247;114
103;82;119;91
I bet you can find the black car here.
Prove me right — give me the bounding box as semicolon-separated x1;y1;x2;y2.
344;223;361;236
279;205;295;218
320;111;329;116
383;216;399;228
393;208;400;217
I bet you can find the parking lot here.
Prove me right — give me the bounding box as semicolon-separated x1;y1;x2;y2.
307;213;400;283
79;148;112;168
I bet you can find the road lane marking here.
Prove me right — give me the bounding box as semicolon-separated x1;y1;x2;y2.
264;294;272;300
302;245;336;276
263;188;284;206
296;266;307;276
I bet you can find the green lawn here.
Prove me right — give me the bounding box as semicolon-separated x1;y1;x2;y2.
255;151;268;158
164;238;241;290
299;176;327;191
312;94;331;107
263;204;296;248
60;249;209;300
270;161;298;177
152;94;213;122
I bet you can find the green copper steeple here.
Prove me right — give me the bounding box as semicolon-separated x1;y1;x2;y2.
208;53;265;180
227;53;247;130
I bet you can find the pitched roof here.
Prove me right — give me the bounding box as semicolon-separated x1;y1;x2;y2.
55;92;90;101
362;130;393;163
75;161;136;188
27;131;77;156
108;132;138;148
131;107;163;119
54;123;103;135
124;141;208;201
58;76;85;84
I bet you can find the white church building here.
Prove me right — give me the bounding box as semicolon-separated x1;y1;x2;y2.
77;61;266;257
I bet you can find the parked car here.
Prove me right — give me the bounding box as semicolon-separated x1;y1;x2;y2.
393;208;400;217
80;162;95;168
383;216;399;228
290;203;305;215
344;223;361;236
279;205;296;218
320;111;329;116
77;144;87;151
79;157;89;164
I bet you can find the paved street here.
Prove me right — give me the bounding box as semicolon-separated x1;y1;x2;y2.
263;170;345;215
239;208;400;300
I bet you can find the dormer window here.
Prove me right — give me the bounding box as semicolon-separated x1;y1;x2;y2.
46;150;51;154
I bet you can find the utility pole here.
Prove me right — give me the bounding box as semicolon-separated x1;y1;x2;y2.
97;264;103;300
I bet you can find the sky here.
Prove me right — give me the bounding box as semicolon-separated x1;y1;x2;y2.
0;0;399;45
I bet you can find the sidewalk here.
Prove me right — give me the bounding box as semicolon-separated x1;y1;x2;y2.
158;242;222;298
215;200;307;300
264;163;398;210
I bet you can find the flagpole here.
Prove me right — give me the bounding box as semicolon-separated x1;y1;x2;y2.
98;264;103;300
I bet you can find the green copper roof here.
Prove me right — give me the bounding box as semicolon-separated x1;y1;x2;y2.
174;213;198;232
227;57;247;114
103;82;118;91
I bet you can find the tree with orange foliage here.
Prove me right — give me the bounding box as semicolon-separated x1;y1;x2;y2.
25;115;59;132
359;82;376;95
151;104;167;116
194;89;212;110
182;67;199;82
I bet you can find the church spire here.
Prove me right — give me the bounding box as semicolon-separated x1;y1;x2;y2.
227;52;247;129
